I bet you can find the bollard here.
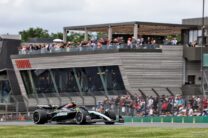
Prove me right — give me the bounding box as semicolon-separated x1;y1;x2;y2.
182;117;184;124
193;117;195;124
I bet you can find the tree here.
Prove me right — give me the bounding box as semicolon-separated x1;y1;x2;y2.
19;27;94;43
97;32;106;39
19;27;50;42
67;32;84;43
50;32;63;40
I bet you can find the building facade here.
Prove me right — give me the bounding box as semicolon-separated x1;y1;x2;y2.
1;20;207;111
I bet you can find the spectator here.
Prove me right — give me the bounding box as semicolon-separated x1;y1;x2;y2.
171;38;177;45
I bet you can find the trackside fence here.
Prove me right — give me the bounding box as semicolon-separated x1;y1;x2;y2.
1;94;208;124
124;116;208;123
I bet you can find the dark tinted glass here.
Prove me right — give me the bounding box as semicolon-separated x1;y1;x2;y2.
0;80;11;103
20;66;126;97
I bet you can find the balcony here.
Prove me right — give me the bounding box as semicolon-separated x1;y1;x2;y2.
183;46;208;61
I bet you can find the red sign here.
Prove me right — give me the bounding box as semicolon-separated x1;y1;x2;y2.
15;59;31;69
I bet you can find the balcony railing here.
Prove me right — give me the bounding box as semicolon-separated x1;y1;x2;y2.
18;44;161;55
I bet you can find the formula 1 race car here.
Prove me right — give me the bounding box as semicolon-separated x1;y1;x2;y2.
33;104;124;125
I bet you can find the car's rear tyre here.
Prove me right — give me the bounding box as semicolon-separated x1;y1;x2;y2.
33;110;48;124
105;121;115;125
104;110;116;125
75;111;87;124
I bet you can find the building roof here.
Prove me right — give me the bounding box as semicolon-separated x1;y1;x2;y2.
182;17;208;26
64;21;199;36
0;34;21;40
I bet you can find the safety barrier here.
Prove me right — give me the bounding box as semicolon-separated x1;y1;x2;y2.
124;116;208;123
0;112;32;122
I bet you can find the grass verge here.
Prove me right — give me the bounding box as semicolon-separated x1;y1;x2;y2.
0;125;208;138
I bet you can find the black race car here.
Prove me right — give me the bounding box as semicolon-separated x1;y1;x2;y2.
33;104;124;125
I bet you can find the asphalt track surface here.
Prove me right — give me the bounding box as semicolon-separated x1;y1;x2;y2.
1;121;208;128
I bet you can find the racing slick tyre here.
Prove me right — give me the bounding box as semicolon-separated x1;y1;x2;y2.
104;110;116;125
105;121;115;125
75;111;87;125
33;109;48;124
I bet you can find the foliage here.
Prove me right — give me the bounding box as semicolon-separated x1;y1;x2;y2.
19;27;50;42
97;32;106;39
167;34;181;42
50;32;63;40
67;32;84;43
19;27;94;43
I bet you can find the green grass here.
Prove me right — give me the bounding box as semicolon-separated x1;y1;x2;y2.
0;126;208;138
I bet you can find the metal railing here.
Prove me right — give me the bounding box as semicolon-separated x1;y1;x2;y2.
18;44;161;55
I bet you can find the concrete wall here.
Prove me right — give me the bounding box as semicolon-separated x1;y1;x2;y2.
120;46;184;90
186;61;201;85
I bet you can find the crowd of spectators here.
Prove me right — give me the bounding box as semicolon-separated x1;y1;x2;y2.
1;94;207;121
0;112;31;122
186;40;200;47
18;36;179;55
96;94;208;117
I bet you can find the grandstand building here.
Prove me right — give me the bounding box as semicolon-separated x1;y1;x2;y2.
1;19;208;111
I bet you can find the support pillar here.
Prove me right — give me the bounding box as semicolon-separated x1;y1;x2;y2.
108;26;112;41
84;27;88;41
73;69;82;95
72;68;84;105
98;67;109;96
133;24;138;40
63;28;67;42
27;70;38;102
48;70;59;95
48;70;62;105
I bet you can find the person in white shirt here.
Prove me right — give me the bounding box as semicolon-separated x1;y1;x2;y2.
171;38;177;45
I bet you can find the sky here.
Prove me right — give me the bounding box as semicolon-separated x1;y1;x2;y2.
0;0;207;34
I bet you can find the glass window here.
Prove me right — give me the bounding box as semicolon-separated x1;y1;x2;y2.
193;30;198;42
189;30;194;43
20;66;126;97
84;67;105;95
198;30;202;36
20;70;56;97
0;80;11;103
100;66;126;95
20;71;33;96
32;70;56;96
52;68;79;94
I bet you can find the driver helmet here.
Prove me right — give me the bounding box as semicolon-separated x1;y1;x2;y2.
71;101;76;107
